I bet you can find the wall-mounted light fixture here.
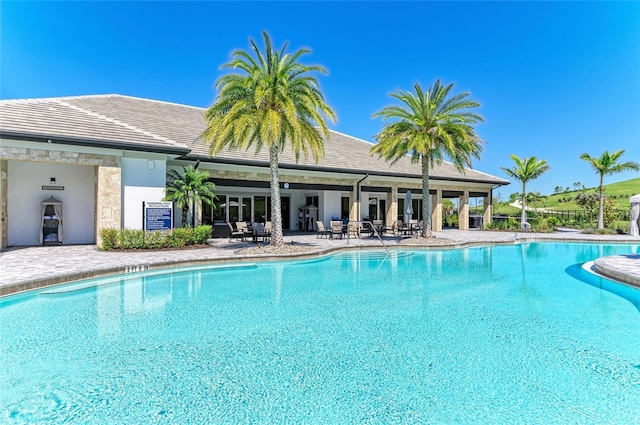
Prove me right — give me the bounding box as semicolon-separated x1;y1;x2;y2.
50;177;56;184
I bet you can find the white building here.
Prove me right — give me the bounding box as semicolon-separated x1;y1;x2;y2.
0;94;508;248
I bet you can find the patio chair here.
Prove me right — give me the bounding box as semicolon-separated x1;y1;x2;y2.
329;220;343;239
391;220;405;236
371;220;384;236
316;220;329;238
253;222;270;243
227;222;245;242
348;221;361;238
236;221;251;241
409;219;419;236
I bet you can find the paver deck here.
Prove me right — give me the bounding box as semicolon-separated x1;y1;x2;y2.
1;229;639;296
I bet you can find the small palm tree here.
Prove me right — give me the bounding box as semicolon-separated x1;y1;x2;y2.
165;165;217;227
442;198;455;227
201;31;336;246
371;80;484;237
579;149;639;229
501;155;550;230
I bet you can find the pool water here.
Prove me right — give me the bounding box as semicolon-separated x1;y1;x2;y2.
2;243;640;424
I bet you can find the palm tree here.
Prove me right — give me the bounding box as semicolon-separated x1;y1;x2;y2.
579;149;639;229
500;155;550;230
165;165;217;227
442;198;455;227
201;31;336;246
371;80;484;237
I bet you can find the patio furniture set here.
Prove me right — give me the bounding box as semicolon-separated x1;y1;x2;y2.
316;220;423;239
227;221;272;243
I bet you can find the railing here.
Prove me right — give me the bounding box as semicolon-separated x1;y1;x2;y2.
346;220;390;255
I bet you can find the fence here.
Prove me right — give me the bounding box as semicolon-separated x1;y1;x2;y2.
493;209;630;223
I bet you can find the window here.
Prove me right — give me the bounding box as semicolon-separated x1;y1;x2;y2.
306;195;318;207
341;196;350;220
254;196;267;223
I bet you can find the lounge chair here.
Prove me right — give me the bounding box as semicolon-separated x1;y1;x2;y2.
316;220;329;238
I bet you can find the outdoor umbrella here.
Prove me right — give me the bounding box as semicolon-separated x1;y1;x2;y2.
404;190;414;225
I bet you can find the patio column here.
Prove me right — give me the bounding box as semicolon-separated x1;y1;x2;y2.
95;164;122;247
387;184;398;226
483;193;492;228
432;189;443;231
0;160;7;248
349;182;358;221
459;190;469;230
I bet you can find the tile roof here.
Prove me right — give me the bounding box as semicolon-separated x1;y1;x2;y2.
0;94;508;185
0;95;190;154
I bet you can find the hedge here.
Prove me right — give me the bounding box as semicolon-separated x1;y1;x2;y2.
98;225;212;250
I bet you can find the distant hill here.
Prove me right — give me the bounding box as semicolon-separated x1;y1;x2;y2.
543;177;639;210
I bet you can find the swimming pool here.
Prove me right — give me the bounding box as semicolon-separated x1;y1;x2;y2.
2;242;639;424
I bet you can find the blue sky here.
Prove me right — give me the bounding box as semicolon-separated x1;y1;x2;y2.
2;1;639;199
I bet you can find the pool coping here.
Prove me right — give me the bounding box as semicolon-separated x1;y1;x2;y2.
1;232;639;297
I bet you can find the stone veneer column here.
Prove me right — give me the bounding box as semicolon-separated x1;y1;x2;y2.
459;190;469;230
0;160;7;248
387;184;398;226
483;194;492;228
95;165;122;247
350;182;359;221
432;189;443;232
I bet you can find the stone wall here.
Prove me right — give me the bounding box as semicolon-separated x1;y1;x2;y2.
0;146;119;167
95;166;122;247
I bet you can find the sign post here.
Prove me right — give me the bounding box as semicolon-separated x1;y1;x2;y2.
143;201;173;231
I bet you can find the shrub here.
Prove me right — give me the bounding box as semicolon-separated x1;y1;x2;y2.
596;228;617;235
507;217;519;229
99;228;119;250
144;230;168;249
602;197;619;228
118;228;143;249
535;218;550;232
546;216;560;227
192;225;212;244
169;228;191;248
99;225;212;250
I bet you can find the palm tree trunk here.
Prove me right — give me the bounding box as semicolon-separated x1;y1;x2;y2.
520;182;527;230
597;174;604;229
421;157;432;237
269;143;284;246
182;205;189;228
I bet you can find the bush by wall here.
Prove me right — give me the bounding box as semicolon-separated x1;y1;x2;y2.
99;225;212;250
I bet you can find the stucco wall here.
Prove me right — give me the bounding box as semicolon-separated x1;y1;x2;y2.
7;161;96;245
122;157;167;229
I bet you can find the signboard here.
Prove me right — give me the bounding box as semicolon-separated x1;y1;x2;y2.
143;201;173;231
42;186;64;190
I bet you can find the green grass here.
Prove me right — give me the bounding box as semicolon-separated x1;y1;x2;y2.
465;177;637;220
543;177;638;210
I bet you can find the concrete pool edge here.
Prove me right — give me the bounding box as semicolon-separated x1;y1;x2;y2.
592;255;640;289
1;231;638;297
